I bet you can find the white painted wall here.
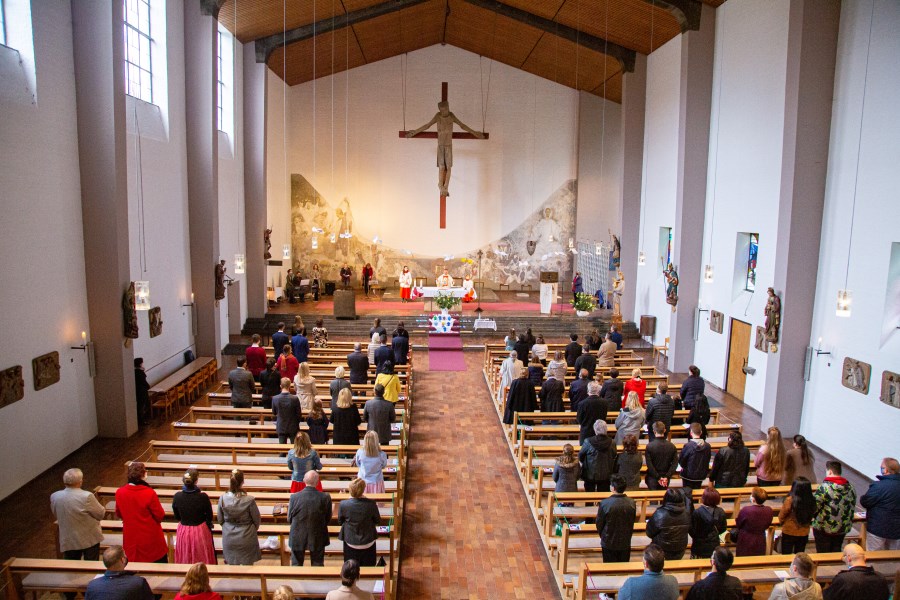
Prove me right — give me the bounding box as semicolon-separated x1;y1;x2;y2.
125;1;196;384
576;92;623;244
0;1;97;500
801;0;900;475
692;0;789;411
633;36;681;345
266;44;581;276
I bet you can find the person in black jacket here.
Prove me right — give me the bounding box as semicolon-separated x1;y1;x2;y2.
337;478;381;566
272;378;302;445
679;365;705;410
564;334;582;367
646;488;691;560
709;431;750;489
258;358;282;411
390;321;409;339
568;369;591;413
576;382;606;444
373;334;392;373
645;422;679;490
579;420;617;493
502;369;537;425
271;323;290;364
644;383;675;440
134;358;150;426
687;394;711;437
690;485;727;559
596;474;636;563
346;343;369;385
391;326;409;366
599;369;624;415
679;423;712;489
513;335;530;369
539;374;565;414
822;543;890;600
574;344;597;379
684;546;743;600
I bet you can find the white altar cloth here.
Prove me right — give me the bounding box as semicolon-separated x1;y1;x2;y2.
415;286;468;298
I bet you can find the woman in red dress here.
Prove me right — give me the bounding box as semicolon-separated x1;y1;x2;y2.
115;462;168;563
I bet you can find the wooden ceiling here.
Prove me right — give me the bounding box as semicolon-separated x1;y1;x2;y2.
218;0;724;103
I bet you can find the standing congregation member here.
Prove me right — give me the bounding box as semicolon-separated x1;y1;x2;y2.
374;361;400;403
531;335;549;364
293;362;318;412
171;468;215;564
174;563;222;600
503;368;537;425
779;477;815;555
51;467;105;589
579;420;617;493
709;431;751;489
596;474;636;563
258;358;281;410
347;343;369;385
690;485;727;559
271;323;289;360
680;365;705;410
504;328;516;351
597;333;617;368
373;334;392;373
614;392;645;445
783;434;817;484
564;334;582;367
287;432;323;493
609;325;623;349
568;368;591;413
527;354;544;387
574;344;597;379
822;544;890;600
734;486;774;556
391;324;409;366
306;400;330;445
369;318;386;339
326;560;376;600
311;318;328;348
812;460;857;552
228;358;255;409
363;384;396;445
362;262;374;295
552;444;581;493
245;334;267;380
615;435;644;491
546;350;567;381
684;546;743;600
646;488;691;560
115;462;167;564
755;426;787;487
276;344;300;382
679;423;712;489
645;384;675;440
330;366;352;410
622;369;647;408
217;470;261;565
539;371;565;414
367;332;381;367
291;328;310;364
645;422;678;490
859;457;900;551
391;321;409;340
273;378;302;444
617;545;679;600
767;552;822;600
354;431;389;494
338;479;381;566
588;328;602;351
288;471;332;566
513;335;530;368
599;368;624;415
686;393;711;436
498;351;523;403
84;545;154;600
576;381;606;443
134;358;150;426
524;327;536;350
332;388;362;446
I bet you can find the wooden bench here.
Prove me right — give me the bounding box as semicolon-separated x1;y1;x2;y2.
572;550;900;600
171;420;406;446
1;558;389;600
207;391;410;411
149;357;217;419
181;405;406;425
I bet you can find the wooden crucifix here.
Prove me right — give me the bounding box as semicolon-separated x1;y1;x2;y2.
400;82;489;229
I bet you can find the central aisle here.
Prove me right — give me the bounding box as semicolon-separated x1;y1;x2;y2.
397;350;561;599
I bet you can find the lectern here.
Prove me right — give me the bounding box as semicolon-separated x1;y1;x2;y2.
539;272;559;315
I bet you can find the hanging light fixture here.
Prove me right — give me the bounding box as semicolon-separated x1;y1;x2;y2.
704;264;714;283
282;244;291;260
704;4;725;285
134;281;151;310
234;254;245;274
836;289;852;318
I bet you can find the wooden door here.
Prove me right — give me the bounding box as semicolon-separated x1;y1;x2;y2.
726;319;752;401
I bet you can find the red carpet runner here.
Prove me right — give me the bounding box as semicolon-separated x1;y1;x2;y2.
426;333;467;371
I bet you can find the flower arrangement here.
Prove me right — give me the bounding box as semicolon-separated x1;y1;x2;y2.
572;292;596;313
434;292;461;311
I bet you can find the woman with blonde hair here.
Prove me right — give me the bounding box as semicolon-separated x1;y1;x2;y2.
172;468;215;564
755;426;786;487
331;388;362;446
217;470;261;565
286;432;323;493
622;368;647;408
272;585;294;600
353;431;388;494
293;362;318;411
614;391;646;445
552;444;581;493
337;478;381;566
174;563;221;600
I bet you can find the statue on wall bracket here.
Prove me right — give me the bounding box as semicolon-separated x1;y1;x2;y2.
215;259;227;306
264;227;272;260
764;287;781;353
609;230;621;269
663;263;679;311
123;282;139;345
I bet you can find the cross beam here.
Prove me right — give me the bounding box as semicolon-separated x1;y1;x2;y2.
637;0;702;32
461;0;636;73
255;0;431;63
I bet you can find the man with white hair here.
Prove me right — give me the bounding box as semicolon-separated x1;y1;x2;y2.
50;468;105;565
498;350;523;402
330;366;352;411
823;543;890;600
579;419;617;493
576;381;607;444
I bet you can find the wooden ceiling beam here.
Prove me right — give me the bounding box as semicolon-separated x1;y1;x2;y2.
254;0;431;62
638;0;701;32
460;0;635;72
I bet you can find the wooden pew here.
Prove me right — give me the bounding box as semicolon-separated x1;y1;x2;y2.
181;405;405;426
572;550;900;600
206;392;409;411
1;558;389;600
171;419;406;446
149;357;217;418
221;379;409;397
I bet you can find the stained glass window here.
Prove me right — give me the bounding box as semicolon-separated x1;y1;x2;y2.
745;233;759;291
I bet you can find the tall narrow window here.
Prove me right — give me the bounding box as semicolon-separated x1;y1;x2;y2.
0;0;7;46
217;29;224;131
124;0;153;104
745;233;759;291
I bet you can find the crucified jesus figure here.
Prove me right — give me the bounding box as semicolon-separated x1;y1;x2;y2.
406;100;484;196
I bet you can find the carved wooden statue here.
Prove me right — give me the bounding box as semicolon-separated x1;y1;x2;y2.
764;287;781;351
264;227;272;260
215;260;227;304
663;263;679;311
123;282;139;342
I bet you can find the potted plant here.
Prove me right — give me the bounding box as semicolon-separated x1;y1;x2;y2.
434;292;461;314
572;292;596;317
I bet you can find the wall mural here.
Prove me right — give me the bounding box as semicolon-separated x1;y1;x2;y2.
290;174;577;286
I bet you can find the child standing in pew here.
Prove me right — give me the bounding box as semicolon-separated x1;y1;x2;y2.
306;400;330;445
553;444;581;494
287;432;324;493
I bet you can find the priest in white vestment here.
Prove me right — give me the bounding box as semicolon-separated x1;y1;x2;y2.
436;268;454;288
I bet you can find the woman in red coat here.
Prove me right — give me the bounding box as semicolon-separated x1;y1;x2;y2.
115;462;168;563
622;368;647;408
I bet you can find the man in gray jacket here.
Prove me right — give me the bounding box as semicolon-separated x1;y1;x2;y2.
617;544;679;600
363;384;396;445
50;468;105;562
768;552;822;600
228;358;256;408
288;471;333;566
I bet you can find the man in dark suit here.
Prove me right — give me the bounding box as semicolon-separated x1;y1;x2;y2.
272;378;302;444
228;358;256;409
684;546;743;600
574;343;597;378
363;384;396;444
391;321;409;340
374;334;392;372
271;322;290;358
291;330;310;364
287;471;333;566
576;381;607;443
84;545;154;600
599;368;625;414
596;475;636;563
568;369;591;413
564;334;582;367
347;343;369;385
391;329;410;366
609;325;624;350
